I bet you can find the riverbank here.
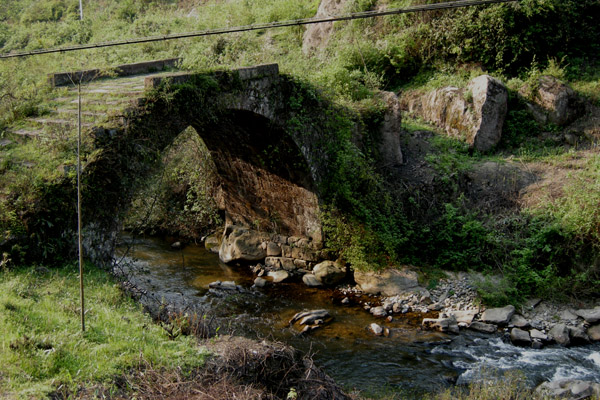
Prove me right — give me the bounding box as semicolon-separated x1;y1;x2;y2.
3;260;599;399
0;264;348;399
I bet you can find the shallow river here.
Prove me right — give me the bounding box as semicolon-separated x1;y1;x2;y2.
116;234;600;395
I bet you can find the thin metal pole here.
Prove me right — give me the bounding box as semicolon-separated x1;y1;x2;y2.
79;0;83;20
77;82;85;332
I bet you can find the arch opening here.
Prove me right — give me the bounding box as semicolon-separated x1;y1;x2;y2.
123;110;321;243
192;110;321;241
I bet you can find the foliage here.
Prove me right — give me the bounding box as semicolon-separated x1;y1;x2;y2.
418;0;600;75
125;127;222;238
0;263;206;398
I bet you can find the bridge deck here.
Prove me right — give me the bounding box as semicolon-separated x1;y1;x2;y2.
9;71;174;138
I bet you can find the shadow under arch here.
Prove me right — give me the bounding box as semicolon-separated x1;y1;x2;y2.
191;109;319;238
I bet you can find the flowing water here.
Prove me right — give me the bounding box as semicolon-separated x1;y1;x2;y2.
116;234;600;395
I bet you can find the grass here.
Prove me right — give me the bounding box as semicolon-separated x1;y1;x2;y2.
0;263;207;399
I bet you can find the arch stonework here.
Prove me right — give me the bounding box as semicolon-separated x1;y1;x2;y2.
81;64;324;267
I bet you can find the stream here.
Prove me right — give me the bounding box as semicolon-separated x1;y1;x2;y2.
116;234;600;395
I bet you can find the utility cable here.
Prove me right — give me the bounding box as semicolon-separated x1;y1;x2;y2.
0;0;518;59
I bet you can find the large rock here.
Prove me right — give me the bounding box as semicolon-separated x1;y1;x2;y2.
448;310;478;325
266;242;281;257
574;307;600;324
354;267;424;296
468;321;497;334
268;270;289;283
302;0;348;54
313;261;345;286
510;328;531;346
509;314;530;329
587;324;600;341
522;75;585;126
289;309;331;326
403;75;507;152
549;323;571;346
204;234;221;254
480;305;515;325
530;329;550;342
370;323;384;336
422;315;459;334
569;326;590;345
467;75;508;152
377;91;403;166
302;274;323;287
370;306;387;318
219;226;268;263
536;379;600;400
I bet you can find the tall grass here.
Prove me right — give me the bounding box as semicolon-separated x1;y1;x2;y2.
0;264;206;398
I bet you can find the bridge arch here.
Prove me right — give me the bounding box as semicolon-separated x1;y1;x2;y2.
81;64;324;266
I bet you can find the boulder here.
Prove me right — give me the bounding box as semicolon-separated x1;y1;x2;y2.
266;242;281;257
354;267;424;297
530;329;549;342
302;0;348;54
268;270;289;283
208;280;242;292
558;309;579;322
313;261;345;285
280;258;296;271
568;326;590;345
536;379;600;400
574;307;600;324
370;323;384;336
469;321;497;334
204;234;221;254
510;328;531;346
532;339;544;349
265;257;282;269
294;259;307;269
302;274;323;288
422;315;459;334
254;277;268;288
448;310;477;325
522;75;585;126
403;75;507;152
549;324;570;346
587;324;600;341
377;91;403;167
219;226;268;263
468;75;508;152
171;241;183;249
509;314;530;329
289;309;330;326
480;305;515;325
370;306;387;318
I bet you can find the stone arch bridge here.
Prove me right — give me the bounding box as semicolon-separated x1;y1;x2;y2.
9;61;401;267
81;63;332;266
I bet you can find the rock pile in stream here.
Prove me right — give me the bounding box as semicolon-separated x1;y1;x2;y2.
208;227;600;349
341;271;600;349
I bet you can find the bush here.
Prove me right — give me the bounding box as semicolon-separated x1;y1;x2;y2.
422;0;600;74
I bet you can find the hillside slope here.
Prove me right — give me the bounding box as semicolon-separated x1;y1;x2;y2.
0;0;599;303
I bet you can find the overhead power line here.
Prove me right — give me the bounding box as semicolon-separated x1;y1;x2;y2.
0;0;517;59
